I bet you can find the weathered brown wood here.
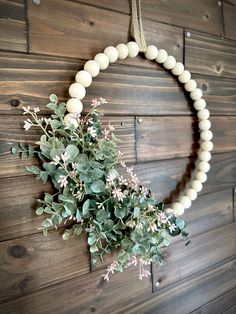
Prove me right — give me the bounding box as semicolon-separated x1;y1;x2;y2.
223;304;236;314
152;222;236;293
0;262;151;314
28;0;183;62
194;74;236;115
0;0;27;52
223;0;236;40
0;231;90;303
81;0;223;36
191;286;236;314
185;31;236;78
134;152;236;202
123;256;236;314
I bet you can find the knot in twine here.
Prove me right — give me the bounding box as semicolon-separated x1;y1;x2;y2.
131;0;147;53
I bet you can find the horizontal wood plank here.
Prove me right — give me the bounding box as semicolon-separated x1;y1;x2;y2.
152;222;236;293
0;0;27;52
136;116;236;162
223;0;236;40
28;0;183;62
0;231;90;303
185;31;236;78
78;0;223;36
124;256;236;314
191;286;236;314
0;263;151;314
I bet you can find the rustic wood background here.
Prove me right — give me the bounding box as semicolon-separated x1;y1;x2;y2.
0;0;236;313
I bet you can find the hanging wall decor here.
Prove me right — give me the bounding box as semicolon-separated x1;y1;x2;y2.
12;0;213;281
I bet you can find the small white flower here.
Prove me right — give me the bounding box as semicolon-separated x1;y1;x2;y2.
61;152;70;163
87;126;97;138
106;173;117;186
108;123;114;131
33;107;40;113
23;119;33;130
44;117;51;124
58;175;68;188
168;223;177;233
157;212;168;226
112;188;126;202
50;155;60;165
22;106;31;115
100;97;108;104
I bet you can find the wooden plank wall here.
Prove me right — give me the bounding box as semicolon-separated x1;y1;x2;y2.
0;0;235;313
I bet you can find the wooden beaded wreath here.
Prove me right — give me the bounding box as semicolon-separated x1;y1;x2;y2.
65;41;213;218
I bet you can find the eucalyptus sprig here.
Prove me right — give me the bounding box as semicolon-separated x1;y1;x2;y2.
13;95;189;281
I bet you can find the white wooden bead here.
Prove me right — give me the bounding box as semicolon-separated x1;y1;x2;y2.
63;113;79;128
194;99;206;111
179;196;192;209
200;130;213;141
190;88;203;101
197;108;210;120
198;161;210;173
127;41;139;58
145;45;158;60
201;141;214;151
178;70;191;83
116;43;129;59
163;56;176;70
191;180;203;192
195;171;207;183
186;188;197;201
104;46;118;63
199;119;211;131
84;60;100;77
66;98;83;113
94;53;109;70
155;49;168;63
199;150;211;162
172;202;185;216
184;79;197;92
75;70;92;88
171;62;184;76
68;83;86;100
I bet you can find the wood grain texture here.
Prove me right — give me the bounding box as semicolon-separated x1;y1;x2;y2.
223;0;236;40
0;0;27;52
123;256;236;314
82;0;223;36
191;287;236;314
152;222;236;293
28;0;183;61
0;231;90;303
0;265;151;314
185;31;236;78
194;74;236;115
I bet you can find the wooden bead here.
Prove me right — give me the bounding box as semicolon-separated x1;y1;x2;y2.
163;56;176;70
94;53;109;70
172;202;185;216
184;79;197;92
127;41;139;57
197;108;210;120
63;113;78;128
68;83;86;100
186;188;197;201
191;180;203;192
196;171;207;183
104;46;118;63
199;119;211;131
194;99;206;111
145;45;158;60
171;62;184;76
200;130;213;141
66;98;83;113
84;60;100;77
155;49;168;63
190;88;203;101
201;141;214;151
75;70;92;88
116;43;129;59
198;161;210;173
178;70;191;83
179;196;192;209
199;150;211;162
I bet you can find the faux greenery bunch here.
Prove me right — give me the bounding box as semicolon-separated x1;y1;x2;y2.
12;95;189;281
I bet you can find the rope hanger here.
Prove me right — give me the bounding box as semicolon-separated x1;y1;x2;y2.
131;0;147;52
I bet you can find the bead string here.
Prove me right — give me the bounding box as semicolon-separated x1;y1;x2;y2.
65;42;213;217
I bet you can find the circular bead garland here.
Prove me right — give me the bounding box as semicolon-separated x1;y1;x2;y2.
64;41;213;217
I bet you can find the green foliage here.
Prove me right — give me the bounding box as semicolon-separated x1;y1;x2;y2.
12;94;189;281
